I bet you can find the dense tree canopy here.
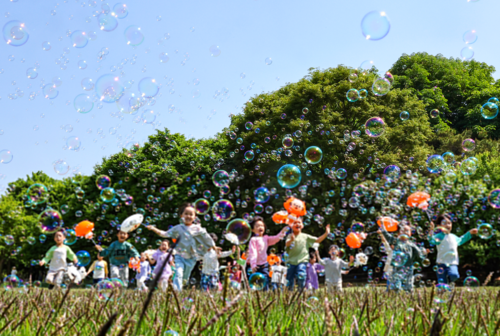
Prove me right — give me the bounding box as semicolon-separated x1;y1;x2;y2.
3;53;500;281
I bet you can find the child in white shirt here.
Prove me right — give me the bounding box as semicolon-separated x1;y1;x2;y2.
316;247;354;292
201;236;235;291
271;261;287;290
136;253;151;291
39;230;78;288
86;254;108;284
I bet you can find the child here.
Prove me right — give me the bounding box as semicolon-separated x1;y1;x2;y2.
147;203;215;291
306;251;324;291
86;254;108;284
316;247;354;292
285;217;330;290
247;216;288;290
271;260;287;290
11;267;17;276
136;253;151;291
95;230;140;287
150;240;175;291
228;261;242;283
39;230;78;288
429;214;478;285
378;230;393;291
380;223;427;292
201;235;236;291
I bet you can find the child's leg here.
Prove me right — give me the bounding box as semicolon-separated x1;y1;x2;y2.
256;263;270;291
120;266;129;287
286;265;297;290
173;255;188;291
296;263;308;289
110;265;120;279
45;271;57;285
447;265;460;283
200;273;210;291
182;258;196;286
436;264;448;284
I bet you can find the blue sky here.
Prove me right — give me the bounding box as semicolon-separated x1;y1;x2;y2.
0;0;497;191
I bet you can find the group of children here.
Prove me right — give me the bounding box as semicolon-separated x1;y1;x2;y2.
38;199;479;293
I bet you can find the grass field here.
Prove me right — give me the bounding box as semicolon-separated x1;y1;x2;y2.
0;283;499;336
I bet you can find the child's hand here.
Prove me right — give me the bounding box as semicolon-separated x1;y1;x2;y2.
39;260;45;266
95;245;103;252
325;225;331;234
377;230;382;235
470;228;478;235
429;222;435;230
231;245;236;253
251;267;257;273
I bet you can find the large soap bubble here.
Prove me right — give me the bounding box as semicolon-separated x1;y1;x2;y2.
95;74;124;103
361;11;390;41
462;139;476;152
124;26;144;46
364;117;385;137
481;102;498;120
249;273;268;290
96;175;111;190
277;164;302;189
38;209;63;234
27;183;49;205
193;198;210;215
254;187;270;203
371;78;391;96
304;146;323;164
100;187;116;203
138;77;159;98
212;199;234;222
212;170;230;187
3;20;29;46
426;155;445;174
76;250;91;267
225;219;251;245
460;157;478;176
488;189;500;209
477;223;493;239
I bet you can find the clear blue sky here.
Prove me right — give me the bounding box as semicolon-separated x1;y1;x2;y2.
0;0;497;191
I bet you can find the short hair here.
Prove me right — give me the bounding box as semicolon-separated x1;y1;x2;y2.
179;202;195;216
210;233;218;242
309;252;316;260
436;214;451;226
329;245;338;252
55;229;66;237
250;216;265;230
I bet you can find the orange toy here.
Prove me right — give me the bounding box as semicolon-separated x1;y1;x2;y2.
407;191;430;209
267;254;281;266
377;217;399;232
129;257;140;270
346;232;362;249
284;197;307;217
272;211;289;224
75;220;94;237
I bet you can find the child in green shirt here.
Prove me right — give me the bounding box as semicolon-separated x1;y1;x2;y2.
39;230;78;288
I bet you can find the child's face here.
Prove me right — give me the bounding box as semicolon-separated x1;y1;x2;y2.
181;206;196;226
252;221;266;236
54;232;65;245
440;218;452;231
160;241;169;251
291;218;304;233
117;231;128;242
140;253;146;262
329;247;338;257
309;255;316;264
399;225;412;237
97;254;103;261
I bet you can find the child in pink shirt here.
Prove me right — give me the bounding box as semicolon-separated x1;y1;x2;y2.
247;216;288;291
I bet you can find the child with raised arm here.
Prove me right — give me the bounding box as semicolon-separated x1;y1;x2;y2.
95;230;140;287
39;230;78;288
147;202;215;291
86;254;108;284
201;235;236;291
246;216;288;291
285;217;330;290
316;247;354;292
379;223;427;292
306;251;324;291
429;214;478;285
150;240;175;291
378;230;393;291
136;253;151;291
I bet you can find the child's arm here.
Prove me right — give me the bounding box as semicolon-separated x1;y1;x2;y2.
247;239;258;272
457;229;478;246
86;261;96;277
266;227;290;246
315;225;330;244
285;234;295;248
379;224;397;245
96;243;112;257
128;243;141;261
146;225;171;238
39;246;56;266
219;245;237;259
66;246;78;264
104;261;108;278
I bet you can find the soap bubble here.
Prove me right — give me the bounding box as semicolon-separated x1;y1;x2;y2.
265;57;272;65
336;168;347;179
464;276;479;288
0;150;13;164
43;83;59;99
78;60;88;69
4;236;14;246
116;91;143;114
141;109;156;124
249;273;267;290
391;251;408;267
488;97;499;104
383;165;401;179
27;183;49;205
95;74;124;103
100;187;116;203
113;3;128;19
430;109;439;118
282;136;294;148
488;189;500;209
277;164;302;189
481;102;498;119
81;78;94;91
442;152;455;165
462;139;475;152
74;94;94;113
53;160;70;175
361;11;390;41
194;198;210;215
64;229;77;245
70;30;88;48
98;13;118;32
460;157;478;176
477;223;493;239
3;20;29;46
371;78;391;96
42;41;51;51
364;117;385;137
96;175;111;189
346;89;359;102
159;52;169;63
463;30;477;44
38;209;63;234
209;45;221;57
359;89;368;99
426;155;445;174
212;199;234;222
76;250;91;267
39;234;46;243
124;26;144;46
443;170;457;184
212;170;229;187
138;77;159;98
244;150;254;161
254;187;270;203
226;219;251;244
304;146;323;164
461;46;474;60
400;111;409;121
66;136;81;151
26;67;38;79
